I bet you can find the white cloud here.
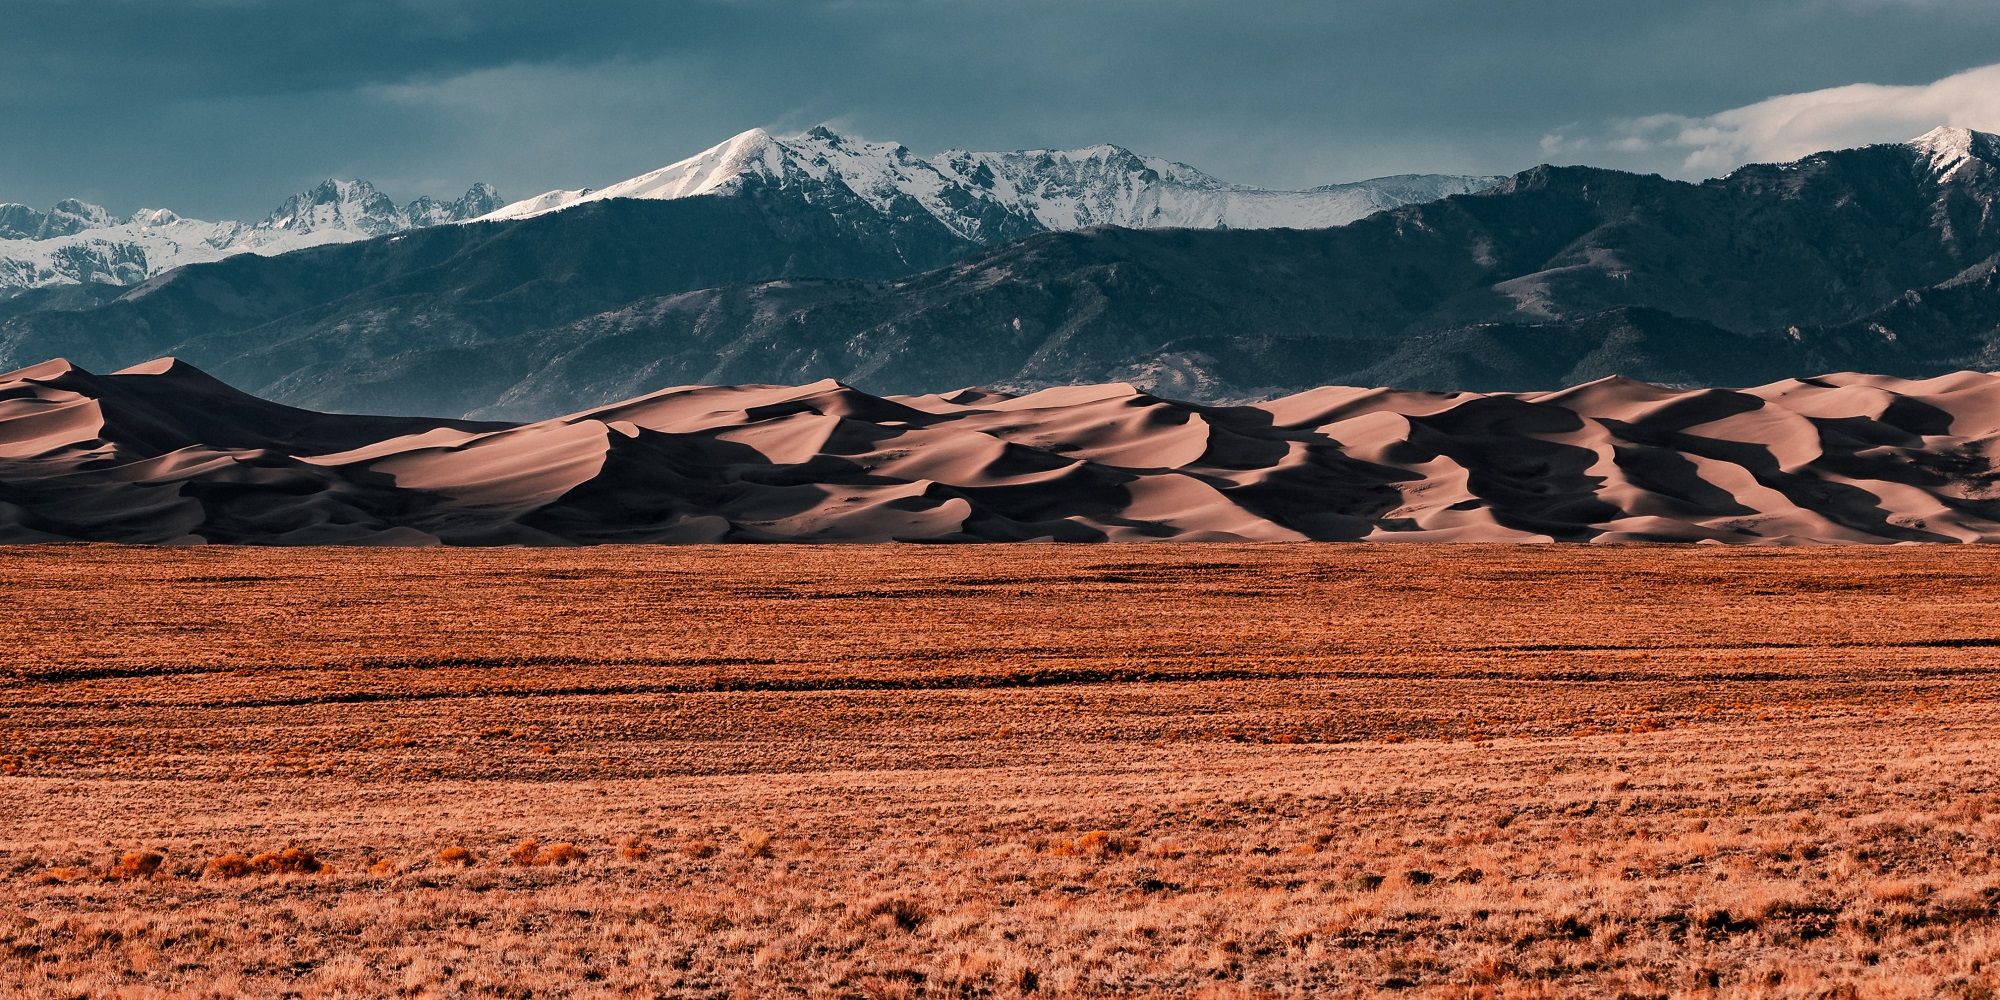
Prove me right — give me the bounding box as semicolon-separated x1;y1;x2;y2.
1548;62;2000;176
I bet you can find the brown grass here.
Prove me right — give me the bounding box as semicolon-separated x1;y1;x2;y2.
2;543;2000;997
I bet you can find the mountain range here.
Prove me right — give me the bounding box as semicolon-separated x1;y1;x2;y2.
3;126;2000;420
0;180;505;293
0;127;1492;298
480;125;1501;237
7;355;2000;544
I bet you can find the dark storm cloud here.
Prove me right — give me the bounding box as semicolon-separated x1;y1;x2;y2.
7;0;2000;219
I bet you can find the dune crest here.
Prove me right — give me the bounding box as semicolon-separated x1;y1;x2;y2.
5;358;2000;544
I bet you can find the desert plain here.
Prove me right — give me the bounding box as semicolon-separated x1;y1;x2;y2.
3;542;2000;998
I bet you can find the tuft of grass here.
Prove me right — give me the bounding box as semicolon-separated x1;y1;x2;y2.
856;895;928;933
202;853;252;879
537;842;585;866
106;851;164;881
1046;830;1137;858
246;847;326;875
434;846;477;867
510;838;586;866
507;838;542;866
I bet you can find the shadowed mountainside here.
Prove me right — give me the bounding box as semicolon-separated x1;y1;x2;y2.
5;357;2000;544
6;130;2000;418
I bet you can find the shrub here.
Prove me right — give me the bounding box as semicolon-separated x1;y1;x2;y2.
618;836;651;861
508;838;542;865
1047;829;1137;858
681;839;720;859
510;838;586;866
740;828;773;859
246;847;326;875
203;853;253;879
435;846;477;867
537;842;585;866
106;851;164;881
33;866;91;885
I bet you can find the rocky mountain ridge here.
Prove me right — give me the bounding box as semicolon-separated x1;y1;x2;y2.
0;179;502;293
480;125;1500;238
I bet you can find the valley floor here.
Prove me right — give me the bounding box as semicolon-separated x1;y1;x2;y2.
2;544;1999;998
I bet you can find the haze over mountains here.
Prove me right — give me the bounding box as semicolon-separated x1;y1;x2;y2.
7;355;2000;545
3;126;2000;423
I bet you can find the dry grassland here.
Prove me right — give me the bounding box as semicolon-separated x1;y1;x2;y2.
2;543;2000;998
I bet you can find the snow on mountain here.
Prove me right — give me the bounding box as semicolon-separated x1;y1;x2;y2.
0;199;118;240
0;180;501;293
481;188;592;219
932;144;1496;231
480;125;1506;239
1907;125;2000;182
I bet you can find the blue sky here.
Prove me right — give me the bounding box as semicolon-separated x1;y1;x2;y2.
9;0;2000;218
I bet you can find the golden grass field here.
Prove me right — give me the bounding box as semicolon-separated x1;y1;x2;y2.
4;543;2000;998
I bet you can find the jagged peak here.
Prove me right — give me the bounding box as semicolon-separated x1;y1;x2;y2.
798;123;858;145
50;197;112;218
788;126;920;164
297;178;381;203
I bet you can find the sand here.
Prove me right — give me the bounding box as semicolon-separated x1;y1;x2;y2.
5;358;2000;543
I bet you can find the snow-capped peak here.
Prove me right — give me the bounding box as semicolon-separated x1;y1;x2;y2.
258;178;405;236
403;183;509;227
1909;125;2000;180
603;127;794;201
476;128;793;223
1;177;501;292
476;125;1505;238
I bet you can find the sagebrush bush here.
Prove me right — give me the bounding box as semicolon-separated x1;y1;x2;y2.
435;846;477;867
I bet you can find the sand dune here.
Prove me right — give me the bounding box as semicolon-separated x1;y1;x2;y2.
5;357;2000;543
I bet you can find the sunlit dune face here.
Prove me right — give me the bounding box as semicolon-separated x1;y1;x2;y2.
14;360;2000;544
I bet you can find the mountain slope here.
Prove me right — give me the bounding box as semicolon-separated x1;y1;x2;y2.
481;125;1501;237
296;127;2000;418
0;180;502;294
0;184;985;415
12;128;2000;418
7;357;2000;545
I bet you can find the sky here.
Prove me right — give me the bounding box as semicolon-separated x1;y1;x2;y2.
8;0;2000;220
